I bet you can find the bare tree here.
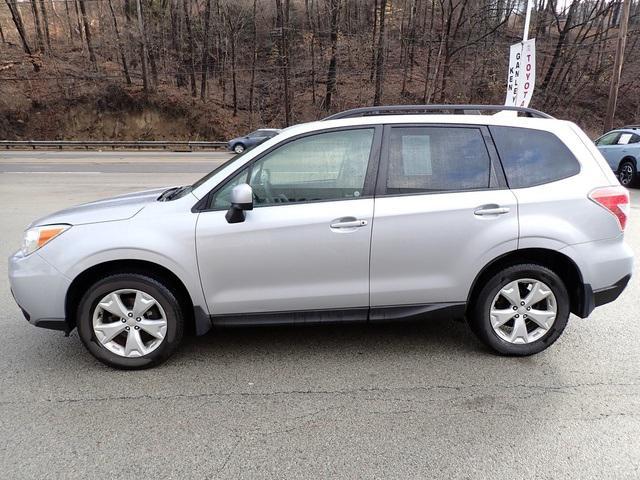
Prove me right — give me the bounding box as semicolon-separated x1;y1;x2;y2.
78;0;96;67
323;0;340;110
108;0;131;84
373;0;387;106
200;0;212;101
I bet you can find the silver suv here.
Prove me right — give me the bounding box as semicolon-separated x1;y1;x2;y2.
8;105;634;369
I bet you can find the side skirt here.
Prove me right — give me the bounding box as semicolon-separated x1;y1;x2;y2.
209;303;466;328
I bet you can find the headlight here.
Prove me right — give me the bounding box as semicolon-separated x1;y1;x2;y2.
22;224;70;256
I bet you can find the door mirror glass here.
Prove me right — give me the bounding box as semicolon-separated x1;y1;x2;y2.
226;184;253;224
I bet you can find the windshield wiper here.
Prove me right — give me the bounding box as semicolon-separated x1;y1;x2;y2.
158;186;181;201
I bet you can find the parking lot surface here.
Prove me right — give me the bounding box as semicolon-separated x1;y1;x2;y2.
1;152;639;479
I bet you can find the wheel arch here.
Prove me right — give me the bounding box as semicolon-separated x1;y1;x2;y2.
467;248;589;318
618;155;637;171
65;259;210;335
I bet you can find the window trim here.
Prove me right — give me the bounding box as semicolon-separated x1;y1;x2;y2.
374;123;506;198
488;125;581;189
194;125;383;213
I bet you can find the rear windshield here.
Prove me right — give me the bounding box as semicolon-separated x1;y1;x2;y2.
490;126;580;188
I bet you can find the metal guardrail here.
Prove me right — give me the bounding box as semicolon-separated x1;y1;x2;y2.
0;140;228;151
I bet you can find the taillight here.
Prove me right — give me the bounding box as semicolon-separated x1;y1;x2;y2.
589;186;630;231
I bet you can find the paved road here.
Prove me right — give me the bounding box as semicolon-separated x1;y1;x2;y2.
1;153;639;479
0;151;232;174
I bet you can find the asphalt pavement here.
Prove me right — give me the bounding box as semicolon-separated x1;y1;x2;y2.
0;151;639;479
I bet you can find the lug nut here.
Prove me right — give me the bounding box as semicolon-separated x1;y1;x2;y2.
520;301;525;306
512;306;517;310
127;312;133;317
514;314;519;318
121;318;126;323
125;326;130;331
523;314;528;319
526;307;531;311
136;317;141;322
134;326;140;330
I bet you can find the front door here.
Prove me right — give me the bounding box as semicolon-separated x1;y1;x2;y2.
370;125;519;309
196;127;380;318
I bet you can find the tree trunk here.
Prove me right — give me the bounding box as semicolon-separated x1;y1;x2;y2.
540;0;578;99
135;0;151;92
323;0;340;110
4;0;38;70
64;0;75;42
231;35;237;115
369;0;378;81
74;0;85;50
38;0;51;49
30;0;46;52
78;0;96;67
249;0;257;123
200;0;212;101
182;0;197;97
275;0;292;125
373;0;387;106
108;0;131;84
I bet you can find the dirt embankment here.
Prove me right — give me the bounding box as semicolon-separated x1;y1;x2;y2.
0;82;244;141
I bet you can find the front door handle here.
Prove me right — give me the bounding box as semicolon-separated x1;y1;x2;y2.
474;206;510;216
330;218;368;228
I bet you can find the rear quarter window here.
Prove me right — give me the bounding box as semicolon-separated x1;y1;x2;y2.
490;126;580;188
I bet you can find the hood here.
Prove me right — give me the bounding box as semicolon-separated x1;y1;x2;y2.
30;187;169;227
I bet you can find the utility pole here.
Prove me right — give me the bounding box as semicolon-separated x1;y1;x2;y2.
604;0;631;133
522;0;533;41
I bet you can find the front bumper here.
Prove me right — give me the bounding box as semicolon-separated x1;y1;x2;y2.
8;250;71;332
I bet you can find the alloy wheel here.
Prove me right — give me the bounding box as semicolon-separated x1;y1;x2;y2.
619;163;634;186
489;278;557;344
92;289;168;358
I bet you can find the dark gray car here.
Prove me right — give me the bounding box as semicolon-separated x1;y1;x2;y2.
227;128;281;154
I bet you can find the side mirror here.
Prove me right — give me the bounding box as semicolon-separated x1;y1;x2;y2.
225;183;253;224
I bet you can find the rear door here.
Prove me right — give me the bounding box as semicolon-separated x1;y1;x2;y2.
369;124;518;309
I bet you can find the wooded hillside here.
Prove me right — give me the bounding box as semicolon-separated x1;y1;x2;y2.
1;0;639;140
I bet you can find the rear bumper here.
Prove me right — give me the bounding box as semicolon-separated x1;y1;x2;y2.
579;274;631;318
593;274;631;307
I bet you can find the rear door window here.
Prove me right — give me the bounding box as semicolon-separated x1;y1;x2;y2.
382;126;495;194
490;126;580;189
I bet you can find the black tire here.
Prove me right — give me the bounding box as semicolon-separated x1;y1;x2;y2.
469;264;569;356
618;160;637;187
77;273;184;369
233;143;246;154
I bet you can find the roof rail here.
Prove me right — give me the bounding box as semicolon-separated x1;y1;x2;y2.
323;104;554;120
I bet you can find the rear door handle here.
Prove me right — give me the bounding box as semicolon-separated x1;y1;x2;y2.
474;206;510;216
330;219;368;228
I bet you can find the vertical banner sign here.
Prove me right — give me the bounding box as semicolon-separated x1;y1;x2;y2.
505;39;536;108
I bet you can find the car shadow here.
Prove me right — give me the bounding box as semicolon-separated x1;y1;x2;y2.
177;316;488;362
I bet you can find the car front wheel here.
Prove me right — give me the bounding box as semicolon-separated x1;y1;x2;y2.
469;264;569;356
77;273;184;369
233;143;246;154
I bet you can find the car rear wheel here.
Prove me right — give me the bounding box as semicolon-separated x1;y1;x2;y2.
233;143;245;154
77;273;184;369
618;160;636;187
469;264;569;356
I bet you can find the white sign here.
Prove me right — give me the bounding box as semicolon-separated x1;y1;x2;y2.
505;39;536;108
